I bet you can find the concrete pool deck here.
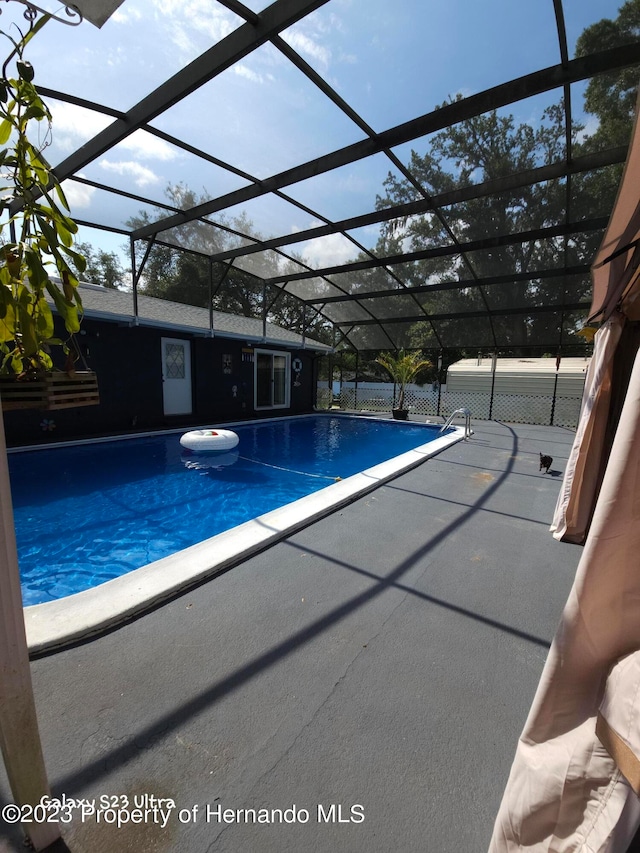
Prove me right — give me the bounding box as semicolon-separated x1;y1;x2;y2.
0;418;582;853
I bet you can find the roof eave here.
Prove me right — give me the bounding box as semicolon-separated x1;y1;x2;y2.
77;307;331;352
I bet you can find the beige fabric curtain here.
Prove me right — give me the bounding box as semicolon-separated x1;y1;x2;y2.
490;83;640;853
550;86;640;546
549;313;623;543
489;344;640;852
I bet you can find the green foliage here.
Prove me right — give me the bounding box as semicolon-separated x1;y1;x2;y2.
0;16;84;376
370;91;620;353
70;241;124;289
375;350;432;410
126;183;333;345
356;5;639;355
127;184;264;312
576;0;640;150
121;3;638;357
572;0;640;215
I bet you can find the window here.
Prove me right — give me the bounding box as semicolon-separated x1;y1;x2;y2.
255;349;290;410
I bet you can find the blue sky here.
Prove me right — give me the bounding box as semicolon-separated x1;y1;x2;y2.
0;0;630;271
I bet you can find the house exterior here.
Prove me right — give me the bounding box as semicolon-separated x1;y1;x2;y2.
1;284;332;447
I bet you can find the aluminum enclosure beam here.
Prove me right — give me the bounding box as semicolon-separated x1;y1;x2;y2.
265;218;609;284
132;43;640;241
8;0;330;215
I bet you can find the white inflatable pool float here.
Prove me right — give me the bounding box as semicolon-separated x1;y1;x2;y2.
180;428;239;452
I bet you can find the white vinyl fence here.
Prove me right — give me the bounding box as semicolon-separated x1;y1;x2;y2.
316;381;584;429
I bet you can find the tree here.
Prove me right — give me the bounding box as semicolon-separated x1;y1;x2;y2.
348;4;640;358
70;241;125;289
576;0;640;151
375;350;432;414
127;184;270;312
573;0;640;218
125;183;333;344
372;99;582;353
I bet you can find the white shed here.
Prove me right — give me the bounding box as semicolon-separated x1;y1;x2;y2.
446;357;591;397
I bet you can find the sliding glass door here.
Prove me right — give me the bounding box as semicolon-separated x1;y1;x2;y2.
255;349;290;410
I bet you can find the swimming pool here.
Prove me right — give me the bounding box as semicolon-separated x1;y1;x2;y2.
12;413;465;651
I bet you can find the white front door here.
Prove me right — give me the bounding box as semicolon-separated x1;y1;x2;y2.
161;337;192;415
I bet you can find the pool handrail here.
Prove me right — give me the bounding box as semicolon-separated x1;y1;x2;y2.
440;408;473;439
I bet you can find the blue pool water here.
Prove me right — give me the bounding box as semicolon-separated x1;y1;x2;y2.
9;415;447;605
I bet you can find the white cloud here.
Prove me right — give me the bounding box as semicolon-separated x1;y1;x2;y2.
312;9;347;37
283;31;331;69
49;103;177;164
119;130;178;162
49;102;112;151
105;46;127;69
60;178;95;209
299;232;356;268
233;64;265;84
111;5;143;24
149;0;237;57
98;159;160;187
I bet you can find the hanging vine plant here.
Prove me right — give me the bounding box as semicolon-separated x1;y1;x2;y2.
0;13;86;380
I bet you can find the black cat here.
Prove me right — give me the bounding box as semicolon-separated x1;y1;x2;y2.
539;453;553;474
